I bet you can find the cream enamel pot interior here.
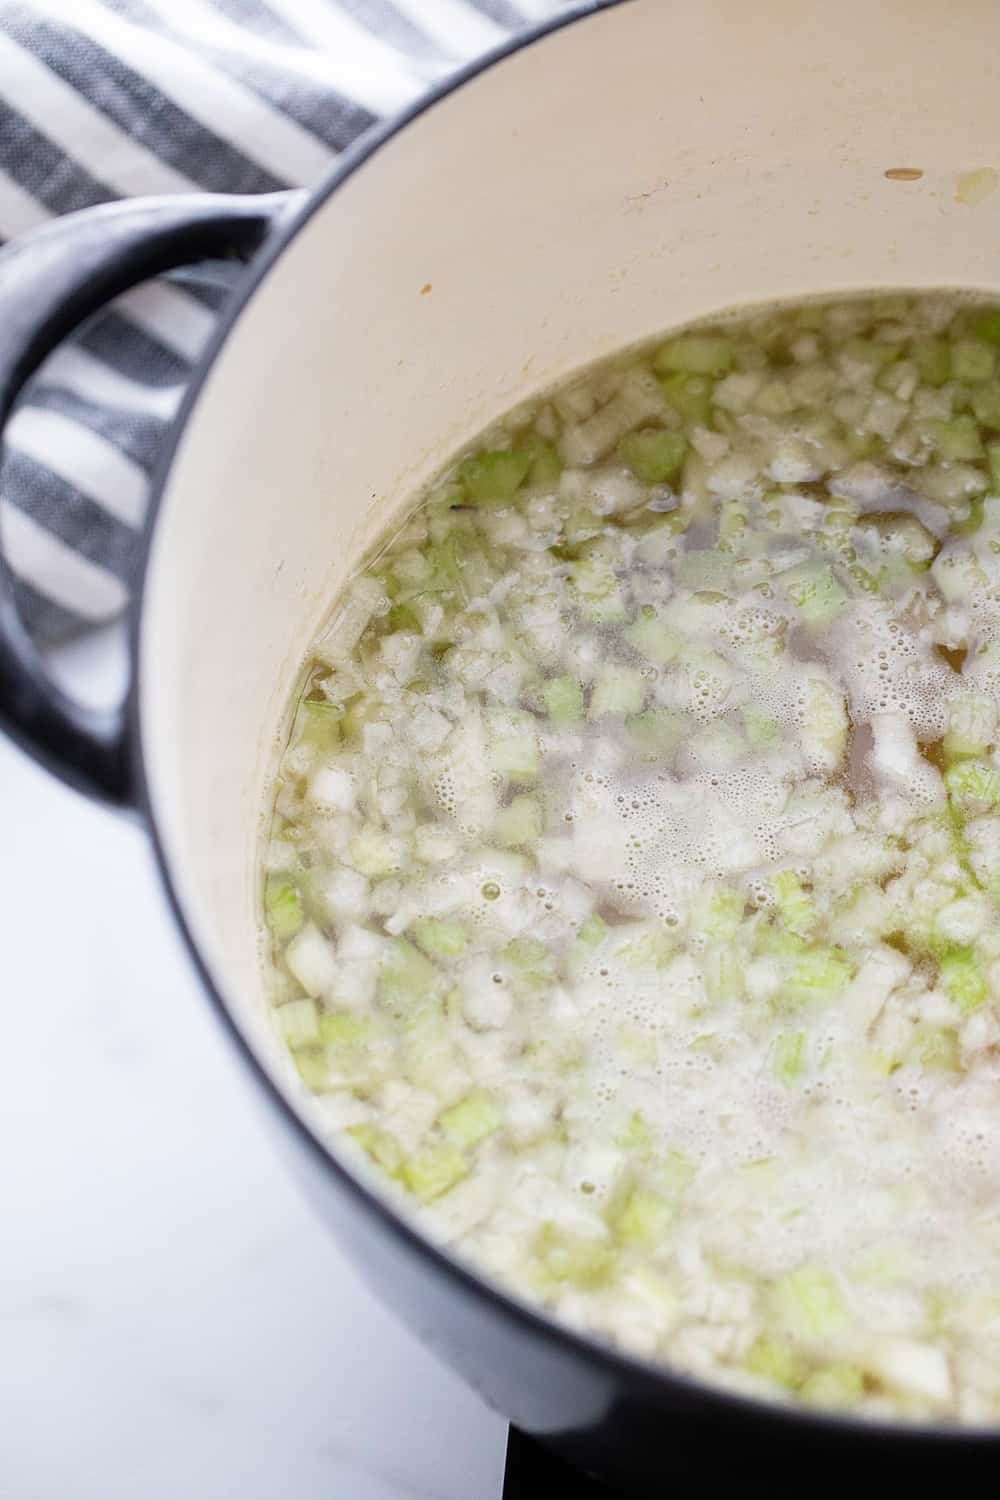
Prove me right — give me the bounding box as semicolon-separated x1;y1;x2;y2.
3;1;1000;1491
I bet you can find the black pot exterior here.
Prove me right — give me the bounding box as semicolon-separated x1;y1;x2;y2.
0;1;997;1491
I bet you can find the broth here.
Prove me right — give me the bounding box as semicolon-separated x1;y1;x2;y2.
262;293;1000;1424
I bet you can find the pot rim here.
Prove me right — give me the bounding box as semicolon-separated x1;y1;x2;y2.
125;0;1000;1451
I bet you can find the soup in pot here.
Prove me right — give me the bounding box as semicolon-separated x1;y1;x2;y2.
262;293;1000;1424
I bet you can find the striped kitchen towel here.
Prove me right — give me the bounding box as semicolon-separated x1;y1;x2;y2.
0;0;566;643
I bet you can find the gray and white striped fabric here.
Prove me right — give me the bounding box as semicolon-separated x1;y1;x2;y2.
0;0;565;642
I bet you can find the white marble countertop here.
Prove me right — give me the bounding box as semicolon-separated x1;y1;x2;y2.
1;629;507;1500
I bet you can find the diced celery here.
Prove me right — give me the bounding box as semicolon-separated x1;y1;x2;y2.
756;923;808;960
438;1089;502;1147
300;697;343;751
341;695;382;745
659;371;713;425
861;1048;899;1078
503;938;555;996
703;943;744;1002
379;938;438;1012
773;1031;807;1086
939;947;988;1013
577;912;608;947
742;705;781;749
782;947;853;1008
746;1335;802;1388
494;794;542;847
945;759;1000;810
974;310;1000;346
612;1188;673;1248
616;1110;652;1151
400;1006;456;1090
265;875;304;942
951;494;985;537
771;871;815;935
626;709;690;756
779;561;847;627
275;996;319;1048
698;883;744;941
655;334;734;377
589;665;646;719
516;431;563;488
459;449;531;505
534;1225;615;1290
952;339;995;383
800;1364;864;1410
505;936;552;972
617;428;688;483
384;602;422;635
772;1265;846;1340
542;675;584;724
348;1123;405;1175
627;607;683;665
400;1143;469;1202
915;1025;962;1072
912;336;951;386
412;917;468;960
615;926;675;970
293;1046;329;1091
491;722;540;781
972;383;1000;430
564;507;604;547
843;336;899;368
929;414;984;462
319;1012;370;1047
424;529;491;601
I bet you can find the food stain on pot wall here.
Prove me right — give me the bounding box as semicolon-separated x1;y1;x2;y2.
955;167;998;207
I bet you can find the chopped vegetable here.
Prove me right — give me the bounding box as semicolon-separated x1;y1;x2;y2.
400;1144;469;1202
779;561;847;627
439;1090;502;1147
655;334;734;377
772;1266;846;1341
265;876;304;942
459;449;531;505
542;675;584;724
618;428;688;483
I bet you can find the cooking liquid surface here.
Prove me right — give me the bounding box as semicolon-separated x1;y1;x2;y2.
263;294;1000;1425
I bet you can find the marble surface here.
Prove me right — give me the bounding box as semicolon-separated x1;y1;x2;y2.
1;628;507;1500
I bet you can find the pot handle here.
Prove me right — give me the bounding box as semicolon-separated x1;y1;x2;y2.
0;189;305;806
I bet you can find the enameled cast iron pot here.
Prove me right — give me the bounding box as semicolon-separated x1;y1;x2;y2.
3;1;1000;1490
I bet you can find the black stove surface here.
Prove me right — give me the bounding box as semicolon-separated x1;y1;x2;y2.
503;1428;615;1496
